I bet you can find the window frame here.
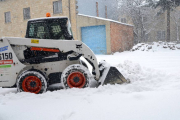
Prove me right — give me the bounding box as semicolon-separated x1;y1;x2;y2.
23;7;31;20
53;0;63;14
4;11;11;23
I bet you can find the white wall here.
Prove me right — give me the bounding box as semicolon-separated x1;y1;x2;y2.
76;0;118;20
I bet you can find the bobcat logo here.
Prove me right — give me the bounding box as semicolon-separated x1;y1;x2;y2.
76;44;82;50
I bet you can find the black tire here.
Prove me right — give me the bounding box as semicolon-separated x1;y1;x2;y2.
17;70;47;94
61;64;92;89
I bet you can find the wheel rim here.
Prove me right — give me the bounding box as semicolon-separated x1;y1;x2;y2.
22;76;42;94
67;72;86;88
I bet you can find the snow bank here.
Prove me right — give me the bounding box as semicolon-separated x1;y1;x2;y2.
131;42;180;52
117;60;180;92
78;14;134;27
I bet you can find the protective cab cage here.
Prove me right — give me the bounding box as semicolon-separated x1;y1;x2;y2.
26;18;73;40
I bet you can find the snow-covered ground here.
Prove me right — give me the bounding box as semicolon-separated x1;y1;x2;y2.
0;43;180;120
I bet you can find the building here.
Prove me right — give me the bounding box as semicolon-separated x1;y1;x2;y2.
76;0;119;20
119;6;180;43
150;8;180;42
0;0;134;54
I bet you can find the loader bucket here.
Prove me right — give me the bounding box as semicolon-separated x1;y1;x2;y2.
102;67;128;85
99;61;129;85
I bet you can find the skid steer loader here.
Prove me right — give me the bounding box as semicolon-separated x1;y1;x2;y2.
0;14;129;94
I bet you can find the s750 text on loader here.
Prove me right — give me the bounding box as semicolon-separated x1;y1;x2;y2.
0;13;129;94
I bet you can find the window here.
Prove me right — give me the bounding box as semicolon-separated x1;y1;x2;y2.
4;12;11;23
23;7;31;20
157;31;165;40
28;22;64;39
53;0;62;14
121;18;126;23
27;18;73;40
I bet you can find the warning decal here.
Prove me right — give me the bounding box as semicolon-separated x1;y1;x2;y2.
0;60;13;65
31;39;39;44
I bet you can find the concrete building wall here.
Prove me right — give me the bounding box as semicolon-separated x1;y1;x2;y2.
110;22;134;52
149;13;166;42
148;10;179;42
119;15;134;25
0;0;78;39
76;0;118;20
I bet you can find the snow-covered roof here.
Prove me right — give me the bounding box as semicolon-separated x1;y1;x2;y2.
78;14;134;27
28;16;68;21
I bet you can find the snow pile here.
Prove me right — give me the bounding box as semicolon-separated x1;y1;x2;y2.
131;42;180;52
117;60;180;92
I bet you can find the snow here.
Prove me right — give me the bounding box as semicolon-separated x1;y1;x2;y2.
78;14;134;27
1;43;180;120
98;60;111;85
28;16;68;21
131;42;180;52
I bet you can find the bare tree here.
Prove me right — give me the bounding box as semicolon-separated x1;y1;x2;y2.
148;0;180;42
118;0;161;43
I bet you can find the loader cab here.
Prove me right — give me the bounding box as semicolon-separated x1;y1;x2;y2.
25;17;73;40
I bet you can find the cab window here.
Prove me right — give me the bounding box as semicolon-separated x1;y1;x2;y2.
26;18;73;40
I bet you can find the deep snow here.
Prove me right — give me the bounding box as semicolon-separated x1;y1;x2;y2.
0;43;180;120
